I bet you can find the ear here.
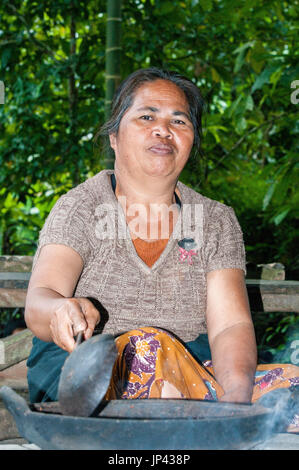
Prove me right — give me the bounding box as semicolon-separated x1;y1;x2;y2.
109;133;117;151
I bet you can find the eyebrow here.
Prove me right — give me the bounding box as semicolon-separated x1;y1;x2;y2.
137;106;191;121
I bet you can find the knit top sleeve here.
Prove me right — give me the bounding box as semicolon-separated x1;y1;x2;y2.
32;195;92;269
203;205;247;275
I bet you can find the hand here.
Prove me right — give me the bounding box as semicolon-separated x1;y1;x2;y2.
219;385;253;404
49;297;100;352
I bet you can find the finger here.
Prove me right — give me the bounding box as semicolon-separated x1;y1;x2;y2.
50;313;75;352
78;299;100;340
84;326;95;340
53;300;86;350
64;321;76;352
66;300;88;337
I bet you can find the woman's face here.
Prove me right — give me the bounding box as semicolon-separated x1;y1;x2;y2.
109;79;194;181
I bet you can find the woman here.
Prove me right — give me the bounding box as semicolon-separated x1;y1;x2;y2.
25;68;298;427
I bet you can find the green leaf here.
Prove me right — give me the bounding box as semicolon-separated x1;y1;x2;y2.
272;209;290;226
269;66;283;87
249;41;266;73
235;117;247;134
200;0;213;11
211;67;221;83
154;2;175;15
227;94;244;119
245;94;254;111
233;41;254;73
251;65;277;93
262;180;278;210
1;48;12;69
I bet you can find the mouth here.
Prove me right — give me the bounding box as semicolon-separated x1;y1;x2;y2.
148;144;174;155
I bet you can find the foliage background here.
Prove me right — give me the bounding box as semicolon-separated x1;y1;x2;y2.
0;0;298;350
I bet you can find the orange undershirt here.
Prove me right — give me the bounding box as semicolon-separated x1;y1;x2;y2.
132;212;175;268
132;238;169;268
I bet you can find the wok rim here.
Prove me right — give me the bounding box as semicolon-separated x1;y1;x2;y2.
30;397;271;421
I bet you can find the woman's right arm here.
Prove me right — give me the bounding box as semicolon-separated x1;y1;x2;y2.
25;244;100;352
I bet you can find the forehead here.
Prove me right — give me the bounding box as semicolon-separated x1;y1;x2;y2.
131;79;189;110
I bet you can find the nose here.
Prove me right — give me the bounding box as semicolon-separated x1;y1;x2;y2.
152;120;172;139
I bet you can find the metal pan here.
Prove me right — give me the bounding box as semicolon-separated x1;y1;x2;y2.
0;386;273;450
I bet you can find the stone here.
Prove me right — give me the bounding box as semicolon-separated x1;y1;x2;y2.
258;262;285;281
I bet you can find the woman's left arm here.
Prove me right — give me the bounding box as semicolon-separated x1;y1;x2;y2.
206;268;257;403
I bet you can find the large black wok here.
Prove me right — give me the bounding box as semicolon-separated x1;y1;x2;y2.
0;385;284;450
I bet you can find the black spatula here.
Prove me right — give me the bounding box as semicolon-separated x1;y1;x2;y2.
58;332;117;417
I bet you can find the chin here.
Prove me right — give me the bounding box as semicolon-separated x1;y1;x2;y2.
142;159;177;178
143;167;176;178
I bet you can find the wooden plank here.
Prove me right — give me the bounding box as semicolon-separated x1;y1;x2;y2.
2;275;298;292
0;272;31;281
0;288;27;308
262;294;299;312
246;279;299;294
0;329;34;371
0;269;298;311
0;376;28;441
0;360;28;382
0;287;298;311
0;272;31;289
0;256;33;272
0;408;21;440
246;280;299;313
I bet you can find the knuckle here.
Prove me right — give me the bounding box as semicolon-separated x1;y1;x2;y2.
64;297;77;309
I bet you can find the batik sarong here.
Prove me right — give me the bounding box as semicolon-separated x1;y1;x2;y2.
105;327;299;433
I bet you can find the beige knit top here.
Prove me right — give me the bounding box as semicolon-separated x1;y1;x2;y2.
33;170;247;342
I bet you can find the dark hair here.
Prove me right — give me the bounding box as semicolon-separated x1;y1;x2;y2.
95;67;205;159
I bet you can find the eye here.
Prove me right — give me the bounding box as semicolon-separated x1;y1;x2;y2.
173;119;186;125
140;115;153;121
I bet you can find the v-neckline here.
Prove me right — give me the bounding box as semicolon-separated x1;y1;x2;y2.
124;204;183;275
109;173;184;275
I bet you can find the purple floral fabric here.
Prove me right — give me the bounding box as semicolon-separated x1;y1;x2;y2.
105;327;299;432
122;330;162;399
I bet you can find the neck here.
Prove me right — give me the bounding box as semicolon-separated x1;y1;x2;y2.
113;166;181;241
114;167;179;209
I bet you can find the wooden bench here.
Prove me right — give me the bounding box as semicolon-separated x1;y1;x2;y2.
0;256;32;308
0;256;33;440
1;255;299;310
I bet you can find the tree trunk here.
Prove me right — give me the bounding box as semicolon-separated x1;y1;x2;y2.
69;3;79;184
104;0;122;169
69;7;77;133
